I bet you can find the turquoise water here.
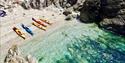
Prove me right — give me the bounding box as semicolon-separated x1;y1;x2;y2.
20;22;125;63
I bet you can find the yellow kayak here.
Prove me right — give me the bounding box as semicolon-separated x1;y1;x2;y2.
13;27;26;39
32;22;46;31
39;19;52;25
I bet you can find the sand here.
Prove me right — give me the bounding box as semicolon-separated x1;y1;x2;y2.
0;5;69;63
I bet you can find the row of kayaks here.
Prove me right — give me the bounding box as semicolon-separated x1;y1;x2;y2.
13;18;52;39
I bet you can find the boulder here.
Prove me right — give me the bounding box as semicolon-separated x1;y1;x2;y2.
80;0;125;35
63;10;72;16
65;15;72;20
100;16;125;35
80;0;101;23
4;45;38;63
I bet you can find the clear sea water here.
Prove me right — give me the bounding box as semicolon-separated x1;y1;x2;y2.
20;22;125;63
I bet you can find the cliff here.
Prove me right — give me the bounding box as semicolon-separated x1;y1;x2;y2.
80;0;125;35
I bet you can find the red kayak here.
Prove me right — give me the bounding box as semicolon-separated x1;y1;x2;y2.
32;18;47;27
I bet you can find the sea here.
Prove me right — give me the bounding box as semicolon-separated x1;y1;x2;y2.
20;21;125;63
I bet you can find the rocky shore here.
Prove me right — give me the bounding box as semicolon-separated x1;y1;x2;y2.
80;0;125;35
4;45;38;63
17;0;125;35
0;0;125;63
1;0;125;32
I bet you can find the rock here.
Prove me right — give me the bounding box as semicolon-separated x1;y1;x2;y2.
0;0;85;11
65;15;72;20
26;55;38;63
20;2;30;9
4;45;38;63
72;14;78;18
100;16;125;35
80;0;101;23
80;0;125;35
80;0;125;22
65;3;71;8
52;14;54;16
63;10;72;16
65;12;79;20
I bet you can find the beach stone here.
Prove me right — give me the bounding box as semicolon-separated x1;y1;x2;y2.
63;10;72;16
52;14;54;16
65;15;72;20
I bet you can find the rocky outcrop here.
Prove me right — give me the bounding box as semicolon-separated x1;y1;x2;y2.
80;0;101;22
0;0;85;10
100;16;125;35
80;0;125;35
4;45;38;63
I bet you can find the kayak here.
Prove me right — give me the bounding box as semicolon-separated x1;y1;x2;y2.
0;10;6;17
32;18;47;27
39;19;52;25
13;27;26;39
32;22;46;31
21;24;34;36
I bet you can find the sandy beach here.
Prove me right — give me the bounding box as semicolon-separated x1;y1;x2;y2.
1;0;125;63
0;5;69;63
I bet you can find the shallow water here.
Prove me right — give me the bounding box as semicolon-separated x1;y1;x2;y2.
20;22;125;63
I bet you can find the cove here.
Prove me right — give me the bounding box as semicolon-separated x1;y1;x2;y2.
20;21;125;63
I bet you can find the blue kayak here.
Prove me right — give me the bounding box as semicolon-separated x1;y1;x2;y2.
0;10;6;17
21;24;34;36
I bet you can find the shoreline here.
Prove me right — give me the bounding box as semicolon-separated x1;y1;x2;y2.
0;6;66;63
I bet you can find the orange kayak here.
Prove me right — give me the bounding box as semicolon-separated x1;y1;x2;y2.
39;19;52;25
32;22;46;31
32;18;47;27
13;27;26;39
